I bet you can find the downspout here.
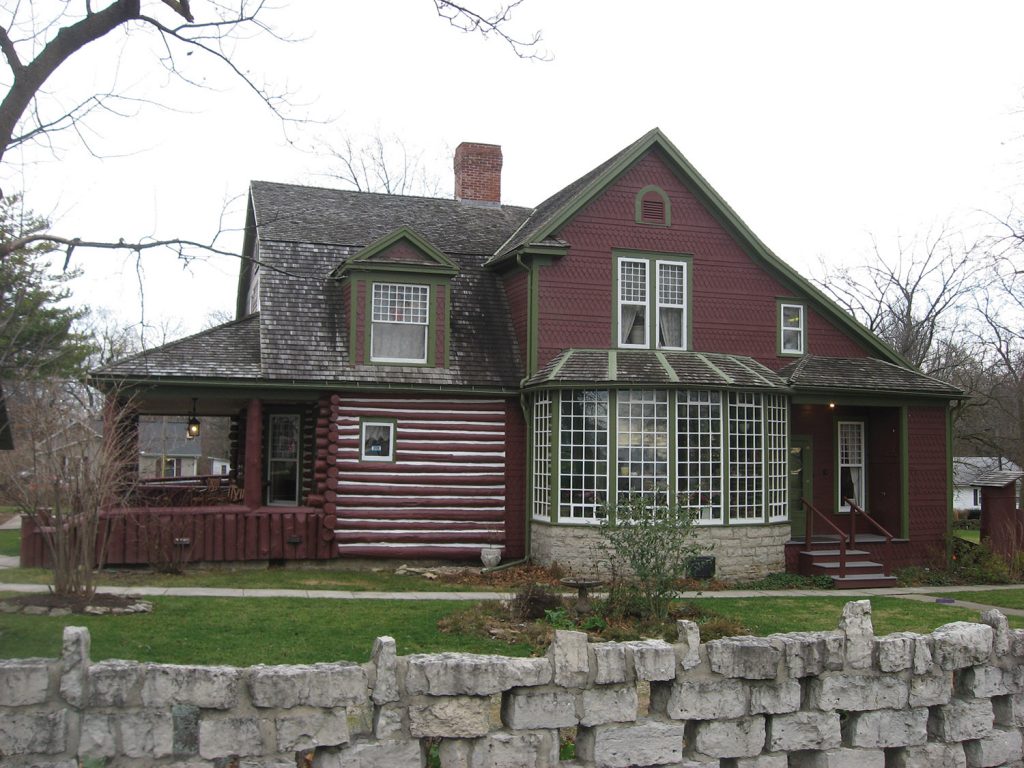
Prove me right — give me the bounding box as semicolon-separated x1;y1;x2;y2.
483;252;534;574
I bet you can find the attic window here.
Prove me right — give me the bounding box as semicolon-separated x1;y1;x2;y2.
371;283;430;363
635;186;671;226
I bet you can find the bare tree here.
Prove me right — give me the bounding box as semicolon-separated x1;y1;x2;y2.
0;1;545;259
322;132;446;197
817;227;981;374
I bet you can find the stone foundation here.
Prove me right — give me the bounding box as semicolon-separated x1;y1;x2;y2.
1;603;1021;767
531;520;790;580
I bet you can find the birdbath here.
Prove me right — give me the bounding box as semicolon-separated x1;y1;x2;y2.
560;577;603;615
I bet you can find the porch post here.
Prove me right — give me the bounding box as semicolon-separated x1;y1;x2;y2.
244;399;263;509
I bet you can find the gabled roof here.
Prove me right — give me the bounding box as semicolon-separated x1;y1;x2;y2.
779;355;962;398
330;227;459;278
92;315;262;380
490;128;910;368
250;181;531;254
524;349;789;391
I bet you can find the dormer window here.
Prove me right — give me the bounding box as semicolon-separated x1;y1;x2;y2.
371;283;429;363
635;185;671;226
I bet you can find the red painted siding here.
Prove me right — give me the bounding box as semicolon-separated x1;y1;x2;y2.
354;282;366;365
906;405;949;554
372;240;437;266
501;268;529;371
535;150;871;370
326;395;511;559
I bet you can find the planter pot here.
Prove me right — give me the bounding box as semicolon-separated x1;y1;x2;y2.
480;546;503;568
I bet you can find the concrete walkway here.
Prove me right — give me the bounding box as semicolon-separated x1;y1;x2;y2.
0;581;1023;615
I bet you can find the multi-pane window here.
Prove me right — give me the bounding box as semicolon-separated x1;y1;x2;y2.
765;395;789;521
657;262;686;349
618;256;688;350
728;392;764;522
558;390;609;521
360;421;394;462
532;394;552;521
839;421;865;511
780;303;805;355
371;283;430;363
618;259;648;346
677;390;723;524
616;390;669;503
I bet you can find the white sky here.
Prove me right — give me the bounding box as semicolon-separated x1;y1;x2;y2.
10;1;1024;342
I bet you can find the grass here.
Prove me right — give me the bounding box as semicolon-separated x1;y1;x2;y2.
0;564;500;592
680;595;1024;636
0;529;19;557
924;588;1024;612
954;529;981;544
0;596;535;665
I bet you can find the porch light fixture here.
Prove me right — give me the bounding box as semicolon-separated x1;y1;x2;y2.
828;401;836;410
186;398;201;440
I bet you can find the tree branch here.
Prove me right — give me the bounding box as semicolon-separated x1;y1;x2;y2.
434;0;549;60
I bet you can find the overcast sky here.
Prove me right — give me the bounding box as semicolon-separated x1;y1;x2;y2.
10;1;1024;343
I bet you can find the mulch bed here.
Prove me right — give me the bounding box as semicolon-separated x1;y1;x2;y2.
1;591;144;614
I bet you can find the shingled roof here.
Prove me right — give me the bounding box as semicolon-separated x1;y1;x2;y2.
779;355;962;398
524;350;789;390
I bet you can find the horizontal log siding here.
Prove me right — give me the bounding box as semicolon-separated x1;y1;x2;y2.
328;395;509;559
536;151;871;372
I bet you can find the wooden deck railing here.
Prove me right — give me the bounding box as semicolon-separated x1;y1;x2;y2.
847;499;895;576
802;498;849;578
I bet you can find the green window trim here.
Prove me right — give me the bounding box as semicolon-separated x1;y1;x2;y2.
634;185;672;227
777;300;806;357
354;273;451;368
613;250;693;352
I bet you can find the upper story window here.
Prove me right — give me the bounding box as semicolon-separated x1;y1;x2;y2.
779;302;805;355
371;283;429;363
635;185;671;226
618;255;688;350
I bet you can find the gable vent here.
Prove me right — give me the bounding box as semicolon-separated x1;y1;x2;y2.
641;197;665;223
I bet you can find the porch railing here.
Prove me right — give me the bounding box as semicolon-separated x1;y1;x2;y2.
802;498;848;578
847;499;895;576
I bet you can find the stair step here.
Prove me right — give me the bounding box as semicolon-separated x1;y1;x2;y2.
799;549;872;558
830;573;899;589
811;561;886;571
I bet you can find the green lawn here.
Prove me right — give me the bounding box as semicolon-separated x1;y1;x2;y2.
924;589;1024;612
0;529;19;557
0;596;535;665
1;593;1010;666
954;529;981;544
684;595;1022;636
0;565;500;592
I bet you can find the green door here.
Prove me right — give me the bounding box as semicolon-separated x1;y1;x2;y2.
789;435;813;538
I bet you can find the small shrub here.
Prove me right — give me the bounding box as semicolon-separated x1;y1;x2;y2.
951;538;1010;584
580;614;607;631
731;572;833;590
597;495;704;621
543;607;575;630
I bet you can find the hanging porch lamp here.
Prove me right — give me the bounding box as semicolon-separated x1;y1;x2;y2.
186;398;201;440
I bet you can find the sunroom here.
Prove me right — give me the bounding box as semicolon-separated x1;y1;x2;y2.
524;349;794;580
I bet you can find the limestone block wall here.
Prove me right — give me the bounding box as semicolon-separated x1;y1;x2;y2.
531;521;789;580
3;601;1024;767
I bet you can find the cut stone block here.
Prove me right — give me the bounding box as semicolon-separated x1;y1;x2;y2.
931;623;994;671
501;688;577;730
59;625;90;707
875;632;918;672
626;639;676;681
408;695;490;738
0;710;67;755
928;697;994;743
275;708;349;752
772;631;845;678
405;652;551;696
749;680;802;714
650;677;748;720
957;665;1010;698
766;711;841;752
590;642;631;684
576;719;686;768
887;742;967;768
677;619;702;670
808;673;909;711
0;659;51;706
842;707;928;748
789;747;884;768
198;715;262;759
88;660;143;707
579;684;639;727
440;729;560;768
370;636;398;705
142;663;240;709
838;600;874;670
248;662;368;708
548;630;589;687
910;670;954;707
693;716;766;758
707;636;783;679
963;726;1024;768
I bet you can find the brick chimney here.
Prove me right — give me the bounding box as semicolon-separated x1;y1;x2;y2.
454;142;502;204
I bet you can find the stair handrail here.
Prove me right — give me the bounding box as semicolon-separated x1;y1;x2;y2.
802;498;848;578
846;500;894;576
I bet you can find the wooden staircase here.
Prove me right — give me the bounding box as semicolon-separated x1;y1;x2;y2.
798;499;897;589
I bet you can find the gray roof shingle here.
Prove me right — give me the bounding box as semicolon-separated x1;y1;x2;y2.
779;355;962;397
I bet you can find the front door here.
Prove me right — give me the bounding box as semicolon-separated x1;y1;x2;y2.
789;435;813;537
267;413;300;505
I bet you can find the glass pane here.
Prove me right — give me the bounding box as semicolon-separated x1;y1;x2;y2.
270;415;299;460
372;322;427;361
362;423;392;459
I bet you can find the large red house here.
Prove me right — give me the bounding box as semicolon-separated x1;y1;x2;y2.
83;129;961;585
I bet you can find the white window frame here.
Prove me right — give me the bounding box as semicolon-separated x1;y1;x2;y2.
532;394;552;521
615;389;670;504
765;394;789;522
677;390;724;525
780;303;805;355
656;260;687;351
728;392;765;524
370;282;430;364
838;421;865;512
360;420;395;462
618;258;649;348
267;413;301;506
558;390;610;522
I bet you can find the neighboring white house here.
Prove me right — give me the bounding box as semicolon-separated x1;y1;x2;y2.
953;456;1022;517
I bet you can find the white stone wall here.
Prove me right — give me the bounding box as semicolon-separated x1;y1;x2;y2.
531;521;790;580
2;604;1022;767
